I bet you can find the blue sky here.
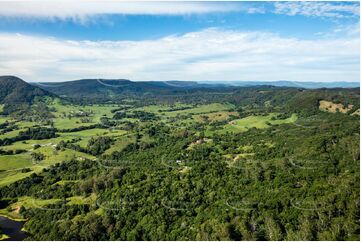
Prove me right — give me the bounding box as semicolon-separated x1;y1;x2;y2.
0;1;359;82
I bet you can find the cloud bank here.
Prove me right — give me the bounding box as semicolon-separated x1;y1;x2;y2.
0;1;358;21
0;1;244;20
0;29;358;82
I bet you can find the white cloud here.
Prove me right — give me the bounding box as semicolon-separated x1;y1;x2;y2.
0;0;243;21
0;1;358;20
274;1;360;18
0;29;359;82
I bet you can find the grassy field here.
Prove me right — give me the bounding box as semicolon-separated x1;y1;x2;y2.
59;128;127;148
66;194;96;205
193;111;239;123
223;113;298;133
2;136;74;151
134;103;234;117
0;148;95;187
0;116;9;125
104;135;136;155
0;194;96;221
49;100;118;129
134;103;193;113
0;128;24;140
0;154;32;171
0;196;61;220
0;112;124;186
163;103;234;117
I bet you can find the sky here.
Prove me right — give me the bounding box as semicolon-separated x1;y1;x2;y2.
0;0;359;82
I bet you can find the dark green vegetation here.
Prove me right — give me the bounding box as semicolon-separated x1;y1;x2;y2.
0;76;53;116
32;79;221;103
0;76;359;240
0;76;50;105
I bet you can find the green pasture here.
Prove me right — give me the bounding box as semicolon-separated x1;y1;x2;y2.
162;103;234;117
35;146;95;165
134;103;234;117
0;195;96;220
0;116;9;125
0;147;95;187
0;154;32;171
66;194;96;205
0;128;24;140
104;135;136;155
2;136;73;151
2;127;127;151
0;169;36;188
49;101;118;129
223;113;298;133
193;111;239;123
59;128;127;148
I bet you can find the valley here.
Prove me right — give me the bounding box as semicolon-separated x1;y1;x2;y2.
0;76;359;240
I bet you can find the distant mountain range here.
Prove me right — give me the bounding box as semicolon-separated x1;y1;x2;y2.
33;78;359;98
34;79;360;91
198;80;360;89
0;76;359;105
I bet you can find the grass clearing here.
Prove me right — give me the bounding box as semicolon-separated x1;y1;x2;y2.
104;135;136;155
59;128;127;148
193;111;239;123
223;113;298;133
0;116;10;125
0;170;36;188
0;148;95;187
0;128;24;140
0;194;96;220
164;103;234;117
134;103;193;113
134;103;234;118
0;196;61;220
37;147;95;165
0;154;32;171
319;100;353;114
49;100;119;129
66;194;96;205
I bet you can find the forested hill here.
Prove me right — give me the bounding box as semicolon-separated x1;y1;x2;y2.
0;76;51;104
0;76;54;116
31;79;217;98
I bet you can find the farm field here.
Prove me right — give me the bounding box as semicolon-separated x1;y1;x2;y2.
48;100;118;129
223;113;298;133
